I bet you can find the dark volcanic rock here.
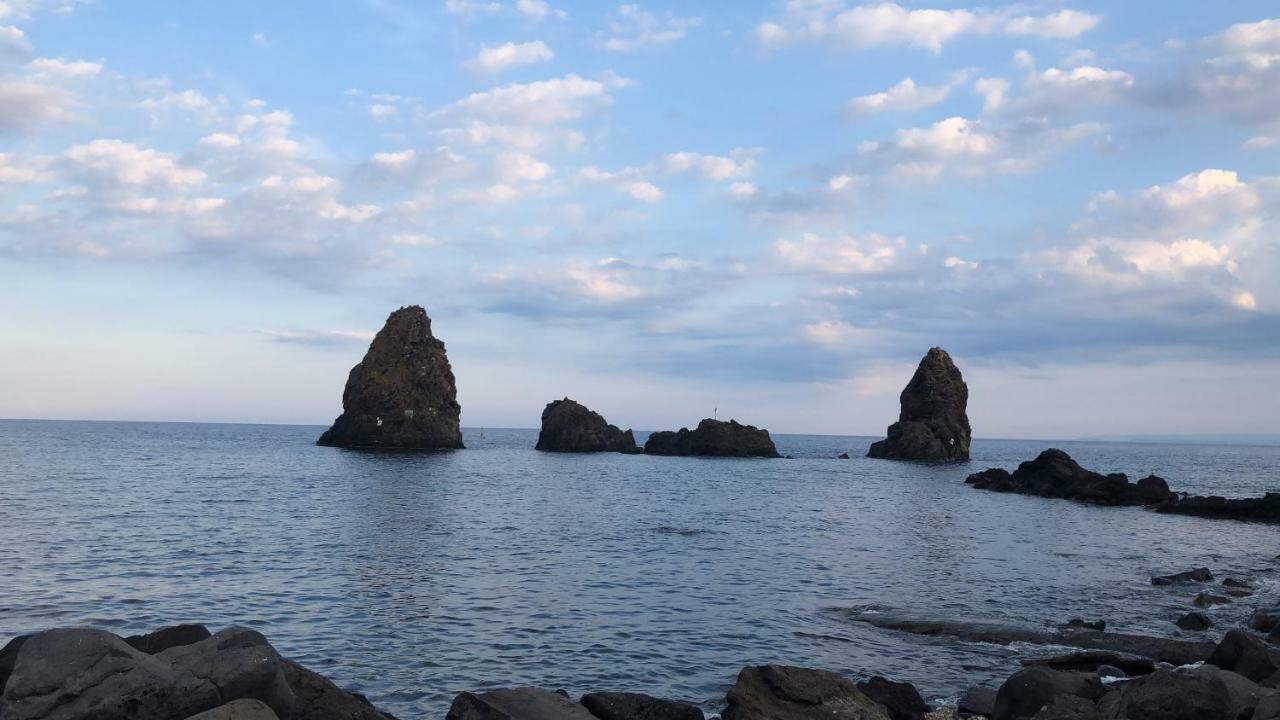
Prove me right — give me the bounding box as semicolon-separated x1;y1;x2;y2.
125;623;212;654
0;633;29;695
1021;649;1153;676
854;677;929;720
965;449;1176;507
1157;491;1280;523
957;686;996;717
447;688;596;720
1175;612;1213;631
1107;668;1235;720
644;419;780;458
867;347;970;462
535;399;639;454
317;306;463;450
579;692;704;720
721;665;891;720
991;666;1104;720
1063;618;1105;631
1152;567;1213;585
1252;607;1280;633
1028;695;1100;720
186;699;280;720
1206;629;1279;682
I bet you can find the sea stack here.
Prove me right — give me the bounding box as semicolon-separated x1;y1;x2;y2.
317;305;463;449
644;418;781;458
867;347;970;462
536;398;640;453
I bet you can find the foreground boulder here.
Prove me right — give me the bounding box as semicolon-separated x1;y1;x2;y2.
1102;667;1236;720
185;699;280;720
535;399;639;453
644;419;781;458
1206;629;1279;682
0;626;393;720
447;688;596;720
991;666;1103;720
867;347;970;462
854;677;929;720
579;691;704;720
721;665;890;720
966;449;1175;507
318;305;463;450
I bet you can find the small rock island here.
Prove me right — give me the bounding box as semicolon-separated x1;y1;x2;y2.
867;347;971;462
644;418;781;458
535;398;640;453
317;305;464;450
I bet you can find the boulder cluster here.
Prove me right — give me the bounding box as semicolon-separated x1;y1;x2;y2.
0;625;393;720
644;419;781;458
867;347;971;463
967;449;1280;522
318;306;463;450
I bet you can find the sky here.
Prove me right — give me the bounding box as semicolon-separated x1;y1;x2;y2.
1;0;1278;439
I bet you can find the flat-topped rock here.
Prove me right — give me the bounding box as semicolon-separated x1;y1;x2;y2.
867;347;970;462
535;399;639;453
317;305;463;450
966;449;1175;507
644;419;781;458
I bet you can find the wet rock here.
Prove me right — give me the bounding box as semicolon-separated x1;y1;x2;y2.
644;419;781;458
281;659;396;720
855;677;930;720
125;623;212;654
1206;629;1279;682
0;633;29;695
185;699;280;720
1028;695;1100;720
1063;619;1105;631
447;688;596;720
1151;567;1213;585
991;666;1103;720
966;449;1174;507
318;306;463;450
1252;607;1280;633
1156;492;1280;523
535;399;639;453
579;692;704;720
867;348;970;462
957;686;996;718
838;453;850;459
1222;577;1252;589
1194;665;1266;719
1175;611;1212;631
721;665;891;720
1193;591;1232;608
1258;693;1280;720
158;628;297;718
1021;650;1152;676
1108;668;1234;720
1270;625;1280;646
1094;665;1125;679
0;628;221;720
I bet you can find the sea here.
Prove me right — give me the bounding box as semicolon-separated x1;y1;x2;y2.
1;420;1277;717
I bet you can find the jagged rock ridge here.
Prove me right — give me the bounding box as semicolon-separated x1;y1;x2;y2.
868;347;971;462
535;398;639;453
317;305;463;450
644;419;781;458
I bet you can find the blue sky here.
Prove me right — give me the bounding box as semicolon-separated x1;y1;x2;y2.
1;0;1278;438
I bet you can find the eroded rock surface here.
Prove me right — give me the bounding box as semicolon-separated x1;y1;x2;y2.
644;419;780;458
721;665;891;720
966;449;1175;507
867;348;970;462
535;399;639;453
318;306;463;450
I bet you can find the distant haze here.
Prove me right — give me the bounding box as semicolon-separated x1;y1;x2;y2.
0;2;1277;438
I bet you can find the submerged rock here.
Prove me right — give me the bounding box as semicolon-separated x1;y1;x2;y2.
965;449;1176;507
867;347;971;462
1152;567;1213;585
1176;612;1213;631
535;399;639;454
721;665;890;720
644;419;781;458
317;306;463;450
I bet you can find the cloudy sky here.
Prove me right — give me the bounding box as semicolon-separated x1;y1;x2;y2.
1;0;1278;438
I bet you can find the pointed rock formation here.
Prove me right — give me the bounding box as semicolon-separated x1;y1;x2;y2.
644;419;781;458
317;306;463;449
867;347;970;462
535;398;639;453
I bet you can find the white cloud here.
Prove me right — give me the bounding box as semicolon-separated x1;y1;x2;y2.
0;77;76;133
974;76;1009;113
602;4;700;52
370;103;397;121
0;152;51;183
494;151;552;183
464;40;554;73
444;0;500;17
0;24;30;57
846;76;953;116
774;232;899;275
756;2;1099;53
663;148;758;180
137;89;217;121
197;132;241;150
439;74;611;126
628;180;662;202
26;56;102;78
516;0;565;21
252;31;269;48
64;139;206;187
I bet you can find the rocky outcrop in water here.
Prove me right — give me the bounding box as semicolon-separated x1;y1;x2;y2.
317;306;463;450
965;449;1175;506
968;449;1280;523
867;348;971;462
644;419;781;458
0;625;394;720
535;399;639;454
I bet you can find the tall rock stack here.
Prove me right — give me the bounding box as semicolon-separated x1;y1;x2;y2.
317;305;464;449
867;347;970;462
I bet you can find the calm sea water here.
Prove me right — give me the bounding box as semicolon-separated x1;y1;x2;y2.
1;420;1278;717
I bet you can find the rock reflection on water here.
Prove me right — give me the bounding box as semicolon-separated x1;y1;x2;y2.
0;420;1276;716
